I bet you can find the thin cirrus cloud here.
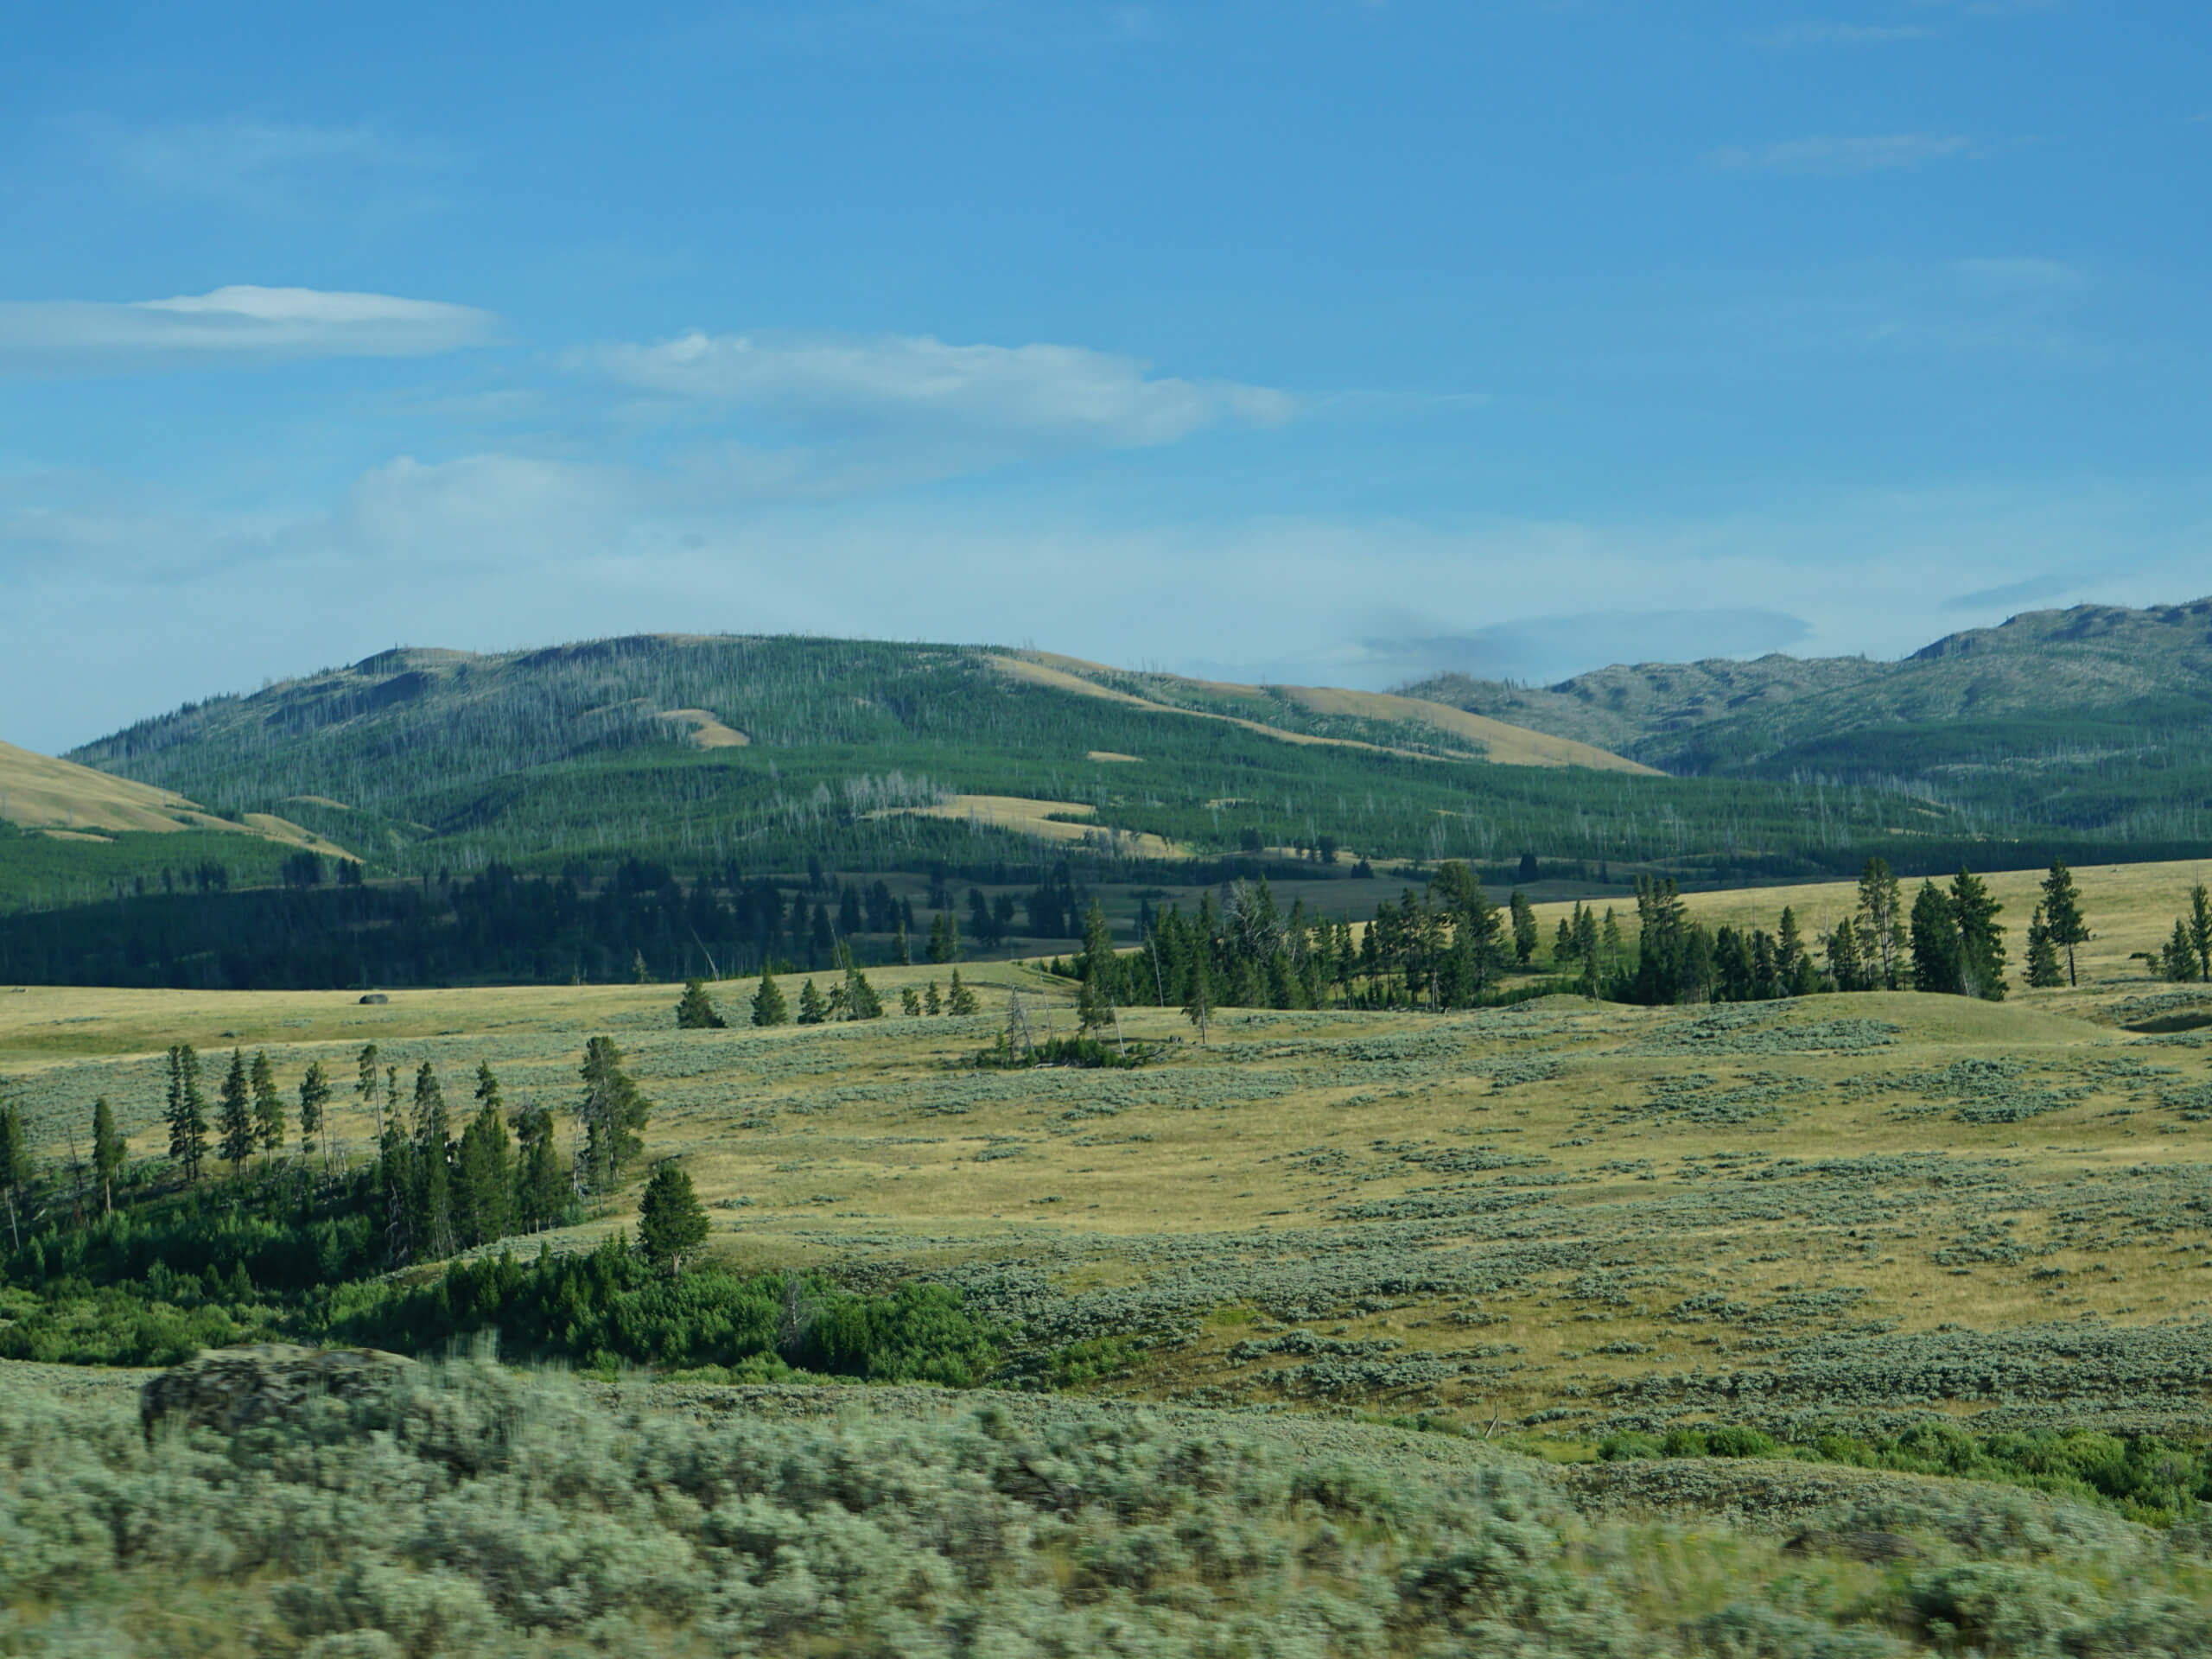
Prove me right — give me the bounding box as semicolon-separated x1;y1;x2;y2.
1708;133;1979;175
0;286;499;376
72;114;442;211
582;330;1298;451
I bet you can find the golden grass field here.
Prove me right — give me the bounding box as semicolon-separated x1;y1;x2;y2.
0;739;352;855
9;856;2212;1438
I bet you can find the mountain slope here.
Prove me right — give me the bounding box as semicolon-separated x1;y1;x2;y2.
61;632;1974;885
1402;598;2212;839
0;739;347;854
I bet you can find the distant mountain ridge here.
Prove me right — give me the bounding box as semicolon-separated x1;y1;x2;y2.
1401;598;2212;789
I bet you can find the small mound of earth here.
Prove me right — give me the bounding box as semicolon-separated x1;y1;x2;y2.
141;1344;412;1437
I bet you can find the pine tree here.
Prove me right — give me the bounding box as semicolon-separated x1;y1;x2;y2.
298;1061;331;1169
2164;918;2202;982
511;1103;566;1232
1776;907;1806;995
893;925;912;966
925;979;943;1015
1077;900;1116;1033
356;1044;383;1142
166;1044;209;1184
250;1049;284;1160
577;1036;651;1193
455;1088;513;1249
2191;884;2212;985
900;986;923;1016
91;1096;124;1214
413;1062;455;1258
217;1049;256;1173
796;978;828;1025
1951;868;2007;1001
927;910;957;964
842;963;884;1020
0;1097;30;1249
1509;890;1538;966
1856;856;1906;990
947;966;979;1015
637;1162;711;1274
676;979;728;1028
751;969;790;1027
2038;861;2090;987
1909;880;1960;995
1827;916;1865;993
2025;903;2064;988
1183;957;1215;1046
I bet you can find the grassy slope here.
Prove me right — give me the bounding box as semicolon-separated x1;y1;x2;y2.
11;859;2212;1444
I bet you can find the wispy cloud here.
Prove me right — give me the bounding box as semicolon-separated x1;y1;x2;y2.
73;115;444;212
1709;132;1979;175
1751;21;1936;48
1942;573;2082;611
581;330;1295;451
0;287;499;376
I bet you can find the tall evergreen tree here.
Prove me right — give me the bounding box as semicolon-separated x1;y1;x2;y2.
1826;916;1865;993
796;977;828;1025
0;1097;29;1250
298;1061;331;1170
250;1049;284;1160
578;1036;651;1193
1856;857;1906;990
1909;880;1960;995
413;1062;456;1258
2164;918;2202;982
91;1096;125;1215
1951;868;2007;1001
1776;907;1807;995
455;1089;513;1249
2191;884;2212;985
2025;904;2064;989
217;1049;257;1173
842;963;885;1020
1509;890;1538;966
2038;861;2090;988
925;979;943;1015
926;909;957;964
676;979;728;1028
356;1043;383;1142
1182;956;1215;1046
165;1044;209;1184
511;1102;566;1231
750;969;790;1027
1077;899;1117;1033
946;965;979;1015
637;1162;711;1274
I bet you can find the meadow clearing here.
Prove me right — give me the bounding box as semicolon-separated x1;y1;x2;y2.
7;857;2212;1446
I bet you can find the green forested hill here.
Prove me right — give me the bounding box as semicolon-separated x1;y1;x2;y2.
1405;598;2212;842
59;632;1989;889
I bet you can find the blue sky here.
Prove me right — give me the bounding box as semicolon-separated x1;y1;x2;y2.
4;0;2209;753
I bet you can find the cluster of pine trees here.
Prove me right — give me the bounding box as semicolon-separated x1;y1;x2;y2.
2155;884;2212;983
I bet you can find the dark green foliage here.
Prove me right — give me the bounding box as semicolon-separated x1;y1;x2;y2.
510;1101;566;1233
749;968;789;1026
216;1048;255;1173
454;1074;512;1250
338;1238;1004;1384
945;965;979;1015
795;976;827;1024
1857;856;1905;989
674;978;726;1028
0;1097;27;1249
577;1036;649;1192
2026;903;2063;988
249;1048;283;1156
976;1034;1155;1071
90;1096;124;1214
635;1163;710;1273
2039;860;2089;986
164;1044;207;1184
296;1060;329;1165
1911;880;1961;995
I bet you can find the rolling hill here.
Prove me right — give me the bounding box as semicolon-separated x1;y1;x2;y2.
1404;596;2212;842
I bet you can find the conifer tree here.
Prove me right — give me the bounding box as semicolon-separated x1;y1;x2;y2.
1510;890;1538;966
893;925;912;965
413;1062;455;1258
1077;900;1116;1033
577;1036;651;1193
298;1061;331;1170
1827;916;1865;993
1182;957;1215;1046
1856;856;1906;990
637;1162;711;1274
455;1073;513;1249
2164;918;2202;982
356;1043;383;1141
512;1102;565;1232
900;986;923;1016
925;979;943;1015
217;1049;256;1173
2025;904;2064;989
250;1049;284;1160
165;1044;209;1184
1952;868;2007;1001
842;963;884;1020
750;969;790;1027
0;1097;30;1249
91;1096;125;1214
2191;884;2212;985
927;909;957;964
947;966;979;1015
676;979;728;1029
1776;907;1806;995
796;977;828;1025
1909;880;1960;995
2038;861;2090;987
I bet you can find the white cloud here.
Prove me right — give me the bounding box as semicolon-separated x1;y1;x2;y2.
1752;22;1936;47
1708;133;1979;175
76;115;442;211
0;287;499;376
582;330;1296;451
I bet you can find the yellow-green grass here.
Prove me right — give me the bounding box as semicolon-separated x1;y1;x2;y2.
0;738;352;855
10;921;2212;1436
